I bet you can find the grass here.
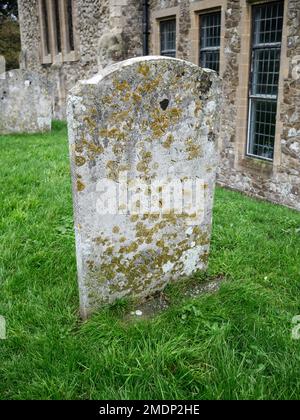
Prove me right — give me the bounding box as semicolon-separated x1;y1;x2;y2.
0;121;300;400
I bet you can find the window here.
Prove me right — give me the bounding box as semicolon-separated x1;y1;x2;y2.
38;0;77;63
199;11;221;73
247;1;284;161
160;19;176;57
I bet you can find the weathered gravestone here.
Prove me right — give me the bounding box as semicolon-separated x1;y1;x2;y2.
68;56;221;318
0;56;5;79
0;69;52;134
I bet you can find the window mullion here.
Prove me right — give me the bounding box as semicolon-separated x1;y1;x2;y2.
38;0;51;63
46;0;57;61
59;0;68;59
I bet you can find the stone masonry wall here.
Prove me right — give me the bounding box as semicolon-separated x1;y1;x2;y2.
216;0;300;210
17;0;143;119
17;0;300;210
148;0;242;196
148;0;299;210
280;0;300;206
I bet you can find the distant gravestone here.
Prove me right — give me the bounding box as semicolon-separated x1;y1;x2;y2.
0;55;5;79
68;57;221;318
0;70;52;134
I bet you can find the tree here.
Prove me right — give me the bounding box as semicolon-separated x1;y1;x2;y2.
0;1;18;20
0;18;20;70
0;1;20;70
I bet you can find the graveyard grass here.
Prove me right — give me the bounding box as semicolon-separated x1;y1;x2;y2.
0;121;300;401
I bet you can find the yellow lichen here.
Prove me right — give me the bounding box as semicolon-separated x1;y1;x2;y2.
162;134;174;149
137;77;161;95
185;137;202;160
138;63;150;77
83;116;96;130
132;92;142;103
120;242;139;254
106;160;119;181
112;226;120;234
77;180;86;192
75;144;84;153
75;155;86;167
100;127;125;141
113;80;130;91
136;151;152;174
150;107;182;138
109;110;130;123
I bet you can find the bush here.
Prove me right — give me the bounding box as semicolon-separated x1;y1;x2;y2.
0;17;21;71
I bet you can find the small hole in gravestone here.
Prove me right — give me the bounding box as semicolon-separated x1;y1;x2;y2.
208;132;216;142
160;98;169;111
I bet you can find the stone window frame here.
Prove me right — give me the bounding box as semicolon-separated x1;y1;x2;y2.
189;0;226;76
151;7;180;57
235;0;288;173
38;0;79;65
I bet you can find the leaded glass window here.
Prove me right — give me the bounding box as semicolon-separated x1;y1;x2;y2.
199;12;221;73
247;1;284;160
160;19;176;58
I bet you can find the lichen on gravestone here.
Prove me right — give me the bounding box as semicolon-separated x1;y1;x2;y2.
67;56;221;319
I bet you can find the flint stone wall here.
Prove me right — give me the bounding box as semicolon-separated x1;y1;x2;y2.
18;0;300;211
18;0;143;119
68;57;221;318
0;69;52;134
216;0;300;211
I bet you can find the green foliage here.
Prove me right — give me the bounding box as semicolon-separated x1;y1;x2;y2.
0;122;300;400
0;17;20;71
0;1;18;19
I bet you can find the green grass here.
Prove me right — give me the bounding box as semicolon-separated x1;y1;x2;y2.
0;121;300;400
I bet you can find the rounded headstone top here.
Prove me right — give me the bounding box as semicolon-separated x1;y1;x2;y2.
70;56;219;93
0;69;52;91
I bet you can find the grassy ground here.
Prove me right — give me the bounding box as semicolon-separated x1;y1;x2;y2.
0;121;300;400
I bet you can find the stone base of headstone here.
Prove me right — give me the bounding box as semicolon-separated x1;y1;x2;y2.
68;56;221;319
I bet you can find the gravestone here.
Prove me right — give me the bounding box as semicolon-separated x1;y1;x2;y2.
0;69;52;134
0;55;5;79
67;56;221;319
